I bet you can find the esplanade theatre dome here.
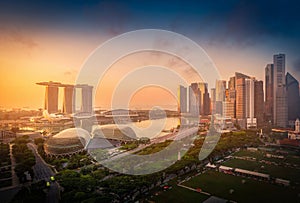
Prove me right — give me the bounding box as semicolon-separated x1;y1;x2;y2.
44;128;91;156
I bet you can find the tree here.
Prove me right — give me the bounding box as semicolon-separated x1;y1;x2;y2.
34;138;44;145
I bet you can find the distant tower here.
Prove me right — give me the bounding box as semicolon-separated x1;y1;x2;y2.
189;83;201;116
245;78;257;129
254;80;264;128
62;85;75;114
265;64;274;123
199;83;210;116
215;80;226;115
37;81;60;113
286;72;300;122
178;85;187;113
295;119;300;133
210;88;216;114
273;54;288;128
79;85;93;113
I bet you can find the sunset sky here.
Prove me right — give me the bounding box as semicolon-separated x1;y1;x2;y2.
1;0;300;110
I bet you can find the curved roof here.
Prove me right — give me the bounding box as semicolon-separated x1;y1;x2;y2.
92;124;137;141
45;128;91;155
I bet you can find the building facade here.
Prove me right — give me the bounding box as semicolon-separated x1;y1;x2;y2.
273;54;288;128
178;85;187;113
286;72;300;123
254;80;264;128
265;64;274;124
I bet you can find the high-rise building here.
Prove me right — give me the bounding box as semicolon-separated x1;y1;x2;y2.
215;80;226;115
235;72;250;119
245;78;255;119
296;119;300;133
189;83;201;115
215;80;226;102
37;81;93;114
228;76;235;90
254;80;264;128
197;83;205;114
265;64;274;123
79;85;93;113
37;81;60;113
222;101;235;118
63;85;75;114
235;72;250;81
199;83;210;115
286;72;300;122
273;54;288;128
210;88;216;114
245;78;257;129
45;85;59;114
226;76;237;118
178;85;187;113
235;72;252;129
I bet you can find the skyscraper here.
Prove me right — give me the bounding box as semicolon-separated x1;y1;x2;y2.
235;72;250;119
198;83;210;115
273;54;288;128
79;84;93;113
254;80;264;128
228;76;235;90
236;78;246;128
245;78;257;128
265;64;274;123
210;88;216;114
189;83;201;115
215;80;226;115
203;87;211;115
178;85;187;113
37;81;60;113
215;80;226;102
286;72;300;122
227;76;236;118
63;85;75;114
45;85;59;114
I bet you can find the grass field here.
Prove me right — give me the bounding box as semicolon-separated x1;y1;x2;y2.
183;170;300;203
223;158;300;183
233;149;300;165
148;180;209;203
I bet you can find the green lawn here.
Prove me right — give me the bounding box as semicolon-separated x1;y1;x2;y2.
149;180;209;203
233;150;300;166
183;170;300;203
233;150;265;159
223;158;300;183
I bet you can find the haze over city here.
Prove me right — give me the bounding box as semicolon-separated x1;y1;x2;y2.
2;1;300;203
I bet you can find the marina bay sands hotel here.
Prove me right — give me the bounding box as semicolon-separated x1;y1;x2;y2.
37;81;93;114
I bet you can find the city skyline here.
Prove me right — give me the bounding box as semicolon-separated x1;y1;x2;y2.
1;1;300;110
1;54;299;114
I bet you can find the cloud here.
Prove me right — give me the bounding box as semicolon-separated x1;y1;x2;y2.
0;26;38;49
63;69;78;82
84;1;132;36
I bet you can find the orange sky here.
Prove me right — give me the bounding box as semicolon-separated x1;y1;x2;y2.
0;29;293;110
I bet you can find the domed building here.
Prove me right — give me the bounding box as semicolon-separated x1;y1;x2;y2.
92;124;137;141
85;125;138;151
44;128;91;157
44;125;138;156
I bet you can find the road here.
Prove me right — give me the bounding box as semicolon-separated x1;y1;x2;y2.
27;143;60;203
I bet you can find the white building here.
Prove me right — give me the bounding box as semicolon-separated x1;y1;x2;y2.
245;78;257;129
288;118;300;140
